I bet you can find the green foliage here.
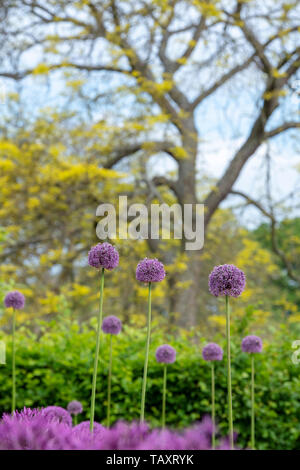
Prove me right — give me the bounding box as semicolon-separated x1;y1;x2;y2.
0;318;299;450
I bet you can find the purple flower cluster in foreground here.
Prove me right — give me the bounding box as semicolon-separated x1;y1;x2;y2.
0;408;233;450
202;343;223;362
102;315;122;335
209;264;246;298
88;242;119;270
136;258;166;283
156;344;176;364
241;335;263;353
4;291;25;310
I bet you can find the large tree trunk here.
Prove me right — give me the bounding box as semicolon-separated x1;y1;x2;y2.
170;250;202;328
170;115;202;327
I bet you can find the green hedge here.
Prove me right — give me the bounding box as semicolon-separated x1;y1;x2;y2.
0;318;299;450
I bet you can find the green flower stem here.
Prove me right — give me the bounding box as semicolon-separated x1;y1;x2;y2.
74;415;78;426
162;364;167;429
107;334;113;428
140;282;152;423
211;362;215;449
251;354;255;450
90;267;105;432
225;295;234;449
11;308;16;413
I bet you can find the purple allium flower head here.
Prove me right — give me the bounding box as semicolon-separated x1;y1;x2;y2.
155;344;176;364
139;429;185;450
202;343;223;361
182;417;214;450
208;264;246;297
73;421;104;433
102;315;122;335
2;407;43;425
0;413;81;450
4;291;25;310
99;421;150;450
67;401;83;416
241;335;263;353
73;421;105;441
136;258;166;283
88;242;119;270
42;406;72;427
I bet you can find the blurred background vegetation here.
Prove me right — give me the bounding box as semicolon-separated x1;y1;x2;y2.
0;0;299;449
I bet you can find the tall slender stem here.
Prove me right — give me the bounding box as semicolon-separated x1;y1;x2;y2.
251;354;255;449
11;308;16;413
211;362;215;449
107;334;113;428
140;282;152;422
90;267;105;431
225;295;234;449
162;364;167;429
74;415;78;426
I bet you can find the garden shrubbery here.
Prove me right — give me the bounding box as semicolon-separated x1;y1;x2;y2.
0;317;299;450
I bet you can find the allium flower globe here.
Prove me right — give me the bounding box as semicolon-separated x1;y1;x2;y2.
42;406;72;426
155;345;176;364
102;315;122;335
209;264;246;297
136;258;166;283
0;415;80;450
73;421;105;435
67;401;83;416
10;407;42;422
88;242;119;270
4;291;25;310
202;343;223;361
241;335;263;353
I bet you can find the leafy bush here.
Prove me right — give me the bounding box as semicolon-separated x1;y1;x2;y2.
0;318;299;450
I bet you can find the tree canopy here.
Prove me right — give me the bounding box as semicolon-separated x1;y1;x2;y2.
0;0;299;326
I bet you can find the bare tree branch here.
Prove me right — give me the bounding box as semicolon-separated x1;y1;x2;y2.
230;190;300;284
152;175;180;200
103;141;180;168
265;122;300;139
190;54;255;110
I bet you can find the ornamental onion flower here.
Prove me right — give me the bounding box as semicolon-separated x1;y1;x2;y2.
241;335;263;354
136;258;166;283
67;401;83;426
4;291;25;413
208;264;246;298
42;406;72;427
73;420;105;441
88;242;119;432
102;316;122;335
155;345;176;428
4;291;25;310
202;343;223;449
102;316;122;427
88;242;119;270
209;264;246;449
241;335;263;449
136;258;166;423
0;413;80;450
